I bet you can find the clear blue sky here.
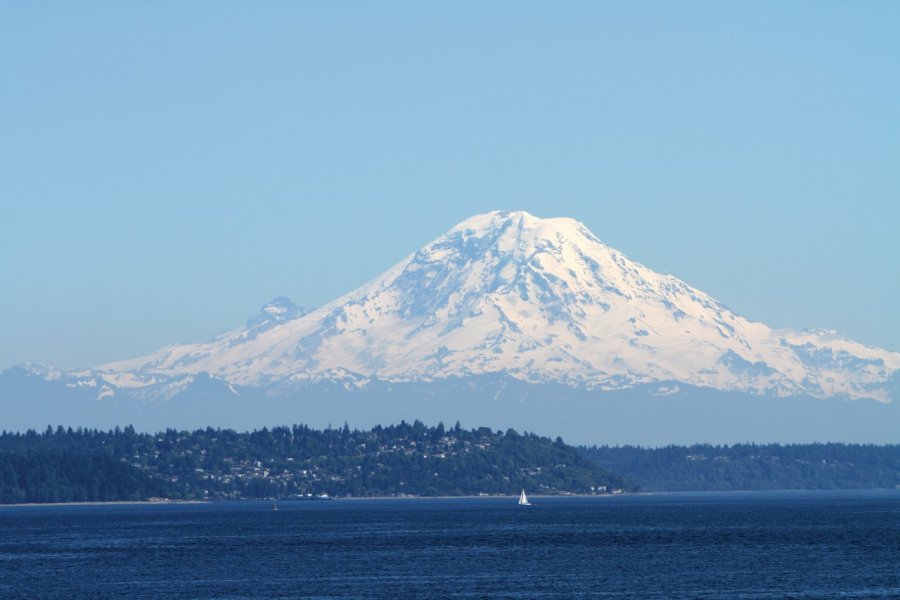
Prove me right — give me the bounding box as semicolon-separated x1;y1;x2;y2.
2;1;898;370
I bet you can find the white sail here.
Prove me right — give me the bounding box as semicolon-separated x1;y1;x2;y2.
518;489;531;505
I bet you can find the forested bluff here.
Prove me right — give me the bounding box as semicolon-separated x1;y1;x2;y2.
581;443;900;492
0;422;627;504
3;422;899;505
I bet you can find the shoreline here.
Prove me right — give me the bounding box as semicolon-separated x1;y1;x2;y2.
0;499;209;508
0;494;622;507
337;492;634;500
4;489;898;508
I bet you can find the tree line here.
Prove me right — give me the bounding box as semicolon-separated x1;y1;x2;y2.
580;443;900;491
0;422;630;503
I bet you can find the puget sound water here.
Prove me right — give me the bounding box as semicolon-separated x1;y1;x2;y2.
1;490;899;599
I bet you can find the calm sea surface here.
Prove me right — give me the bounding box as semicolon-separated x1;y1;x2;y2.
1;491;899;599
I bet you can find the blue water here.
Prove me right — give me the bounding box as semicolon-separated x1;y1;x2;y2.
2;491;899;599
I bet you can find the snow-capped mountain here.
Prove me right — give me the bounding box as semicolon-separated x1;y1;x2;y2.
75;210;898;402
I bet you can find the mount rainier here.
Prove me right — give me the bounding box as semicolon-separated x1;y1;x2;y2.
4;211;898;444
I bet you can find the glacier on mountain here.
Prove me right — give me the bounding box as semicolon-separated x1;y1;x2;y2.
68;210;898;403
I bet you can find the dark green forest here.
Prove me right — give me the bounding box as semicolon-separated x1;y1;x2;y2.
7;423;898;504
581;443;900;491
0;422;628;504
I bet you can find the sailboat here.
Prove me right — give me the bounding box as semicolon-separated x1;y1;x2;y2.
518;489;531;506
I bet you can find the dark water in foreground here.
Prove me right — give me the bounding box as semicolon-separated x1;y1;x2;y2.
2;491;899;599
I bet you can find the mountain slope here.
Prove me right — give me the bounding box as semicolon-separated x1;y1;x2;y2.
89;210;898;402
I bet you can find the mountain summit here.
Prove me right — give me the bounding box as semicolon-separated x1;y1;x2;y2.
95;210;898;402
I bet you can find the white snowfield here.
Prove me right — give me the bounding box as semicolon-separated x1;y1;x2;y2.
91;211;898;401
